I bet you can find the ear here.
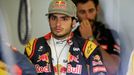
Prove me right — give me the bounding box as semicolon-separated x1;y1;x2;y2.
96;5;100;14
72;19;77;28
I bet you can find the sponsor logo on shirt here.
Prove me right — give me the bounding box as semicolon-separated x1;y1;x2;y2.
92;61;103;66
38;46;43;51
93;55;101;61
93;66;107;73
67;64;82;74
84;41;97;58
35;64;51;73
73;47;80;51
68;53;79;63
53;64;67;74
37;53;49;63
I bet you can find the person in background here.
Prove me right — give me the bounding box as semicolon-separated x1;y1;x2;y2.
72;0;120;75
24;0;108;75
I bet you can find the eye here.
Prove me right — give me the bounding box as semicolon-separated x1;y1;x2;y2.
62;17;69;21
88;8;95;13
79;10;86;14
50;15;57;20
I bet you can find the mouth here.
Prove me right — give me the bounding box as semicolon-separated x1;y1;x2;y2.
56;28;62;33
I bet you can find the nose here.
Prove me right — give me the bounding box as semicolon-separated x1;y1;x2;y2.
56;19;61;27
85;12;90;19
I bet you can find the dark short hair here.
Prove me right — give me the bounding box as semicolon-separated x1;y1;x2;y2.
72;0;99;7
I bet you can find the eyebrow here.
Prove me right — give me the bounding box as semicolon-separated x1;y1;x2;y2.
60;15;70;18
51;14;70;18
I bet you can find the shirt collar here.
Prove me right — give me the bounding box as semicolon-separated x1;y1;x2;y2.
44;32;73;45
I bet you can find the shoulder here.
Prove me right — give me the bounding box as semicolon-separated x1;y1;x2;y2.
94;21;105;29
73;34;85;45
24;35;48;58
24;37;39;57
73;26;81;36
95;21;116;37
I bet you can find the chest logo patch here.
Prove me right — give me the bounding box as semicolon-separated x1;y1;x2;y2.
37;52;49;63
84;41;97;58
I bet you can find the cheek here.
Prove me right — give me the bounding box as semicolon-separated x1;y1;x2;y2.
78;13;84;18
49;21;56;28
70;24;74;30
78;14;88;20
64;23;72;30
92;12;97;17
49;24;55;32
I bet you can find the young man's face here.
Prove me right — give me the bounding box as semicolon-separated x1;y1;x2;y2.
49;13;74;39
77;1;98;23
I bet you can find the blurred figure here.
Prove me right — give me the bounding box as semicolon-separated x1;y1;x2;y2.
0;40;37;75
0;8;37;75
72;0;120;75
126;50;134;75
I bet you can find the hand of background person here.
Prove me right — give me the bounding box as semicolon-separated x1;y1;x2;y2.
79;20;93;39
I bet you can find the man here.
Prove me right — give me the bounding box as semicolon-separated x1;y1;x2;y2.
25;0;108;75
72;0;120;75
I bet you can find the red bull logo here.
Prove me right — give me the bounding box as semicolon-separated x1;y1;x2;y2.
53;1;66;9
37;53;49;62
67;64;82;74
56;1;65;5
53;64;67;74
35;64;51;73
68;54;79;63
60;67;67;73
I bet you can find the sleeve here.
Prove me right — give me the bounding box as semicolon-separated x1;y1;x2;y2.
110;29;120;55
14;51;37;75
82;40;108;75
24;38;37;58
99;28;120;56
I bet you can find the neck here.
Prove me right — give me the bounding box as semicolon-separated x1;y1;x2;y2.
52;33;72;41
